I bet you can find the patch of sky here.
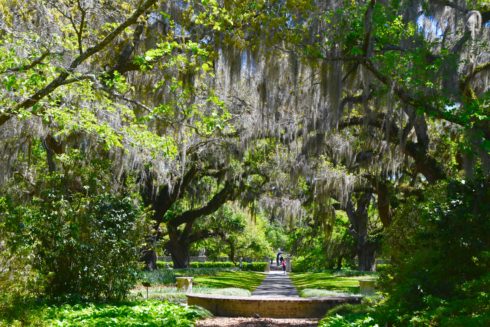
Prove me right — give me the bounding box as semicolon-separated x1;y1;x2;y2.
445;102;461;112
174;23;190;38
148;12;164;26
200;35;212;45
285;13;295;29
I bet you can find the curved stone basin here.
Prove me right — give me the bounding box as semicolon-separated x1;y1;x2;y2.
187;294;362;318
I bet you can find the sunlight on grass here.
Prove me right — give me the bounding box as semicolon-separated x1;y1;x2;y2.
194;271;266;291
130;286;251;302
290;272;372;293
131;270;265;302
300;288;356;298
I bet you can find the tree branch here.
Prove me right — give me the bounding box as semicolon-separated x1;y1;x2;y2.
460;61;490;98
0;0;157;127
1;51;52;74
362;59;466;126
169;180;237;227
339;113;446;182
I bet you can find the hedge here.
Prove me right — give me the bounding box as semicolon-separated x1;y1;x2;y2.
155;261;268;271
241;262;268;271
190;262;235;268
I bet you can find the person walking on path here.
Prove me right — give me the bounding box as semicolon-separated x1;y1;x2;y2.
281;258;286;274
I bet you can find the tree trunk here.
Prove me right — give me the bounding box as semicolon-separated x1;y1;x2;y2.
357;238;376;271
141;249;157;271
167;228;190;268
346;193;377;272
228;240;236;264
169;244;189;269
376;180;392;227
336;256;343;270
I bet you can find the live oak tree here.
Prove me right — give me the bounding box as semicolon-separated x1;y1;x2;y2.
1;1;489;312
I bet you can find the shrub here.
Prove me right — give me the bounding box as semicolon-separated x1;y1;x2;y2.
319;314;379;327
154;261;267;271
42;300;210;326
156;261;173;269
3;192;148;301
241;262;268;271
190;261;235;268
319;297;381;327
0;197;40;311
379;179;490;326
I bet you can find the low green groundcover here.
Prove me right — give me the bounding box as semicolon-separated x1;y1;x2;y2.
35;300;209;327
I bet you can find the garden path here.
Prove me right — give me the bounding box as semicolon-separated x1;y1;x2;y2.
251;271;299;297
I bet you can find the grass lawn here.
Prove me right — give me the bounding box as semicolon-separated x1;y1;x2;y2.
131;270;266;302
193;271;266;291
130;286;252;302
290;272;376;294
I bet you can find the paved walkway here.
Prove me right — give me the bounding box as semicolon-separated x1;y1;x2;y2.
251;271;299;297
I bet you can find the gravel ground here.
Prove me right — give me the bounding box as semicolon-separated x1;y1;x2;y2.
196;317;319;327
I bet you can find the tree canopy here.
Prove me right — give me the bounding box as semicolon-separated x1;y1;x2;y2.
1;0;489;324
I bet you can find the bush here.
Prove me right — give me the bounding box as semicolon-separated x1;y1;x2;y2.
43;300;210;327
2;192;148;301
379;179;490;326
0;197;40;311
190;261;235;268
374;263;390;274
319;314;379;327
156;261;173;269
319;297;381;327
241;262;268;271
154;261;267;271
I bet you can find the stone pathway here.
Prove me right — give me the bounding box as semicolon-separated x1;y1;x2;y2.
251;271;299;297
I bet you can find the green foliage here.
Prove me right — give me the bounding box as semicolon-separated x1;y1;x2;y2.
27;300;209;327
1;153;150;301
289;211;356;272
0;195;40;309
19;193;146;300
190;261;236;268
379;179;490;326
156;261;174;269
0;299;210;327
240;262;269;272
192;204;273;262
319;314;379;327
319;297;382;327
